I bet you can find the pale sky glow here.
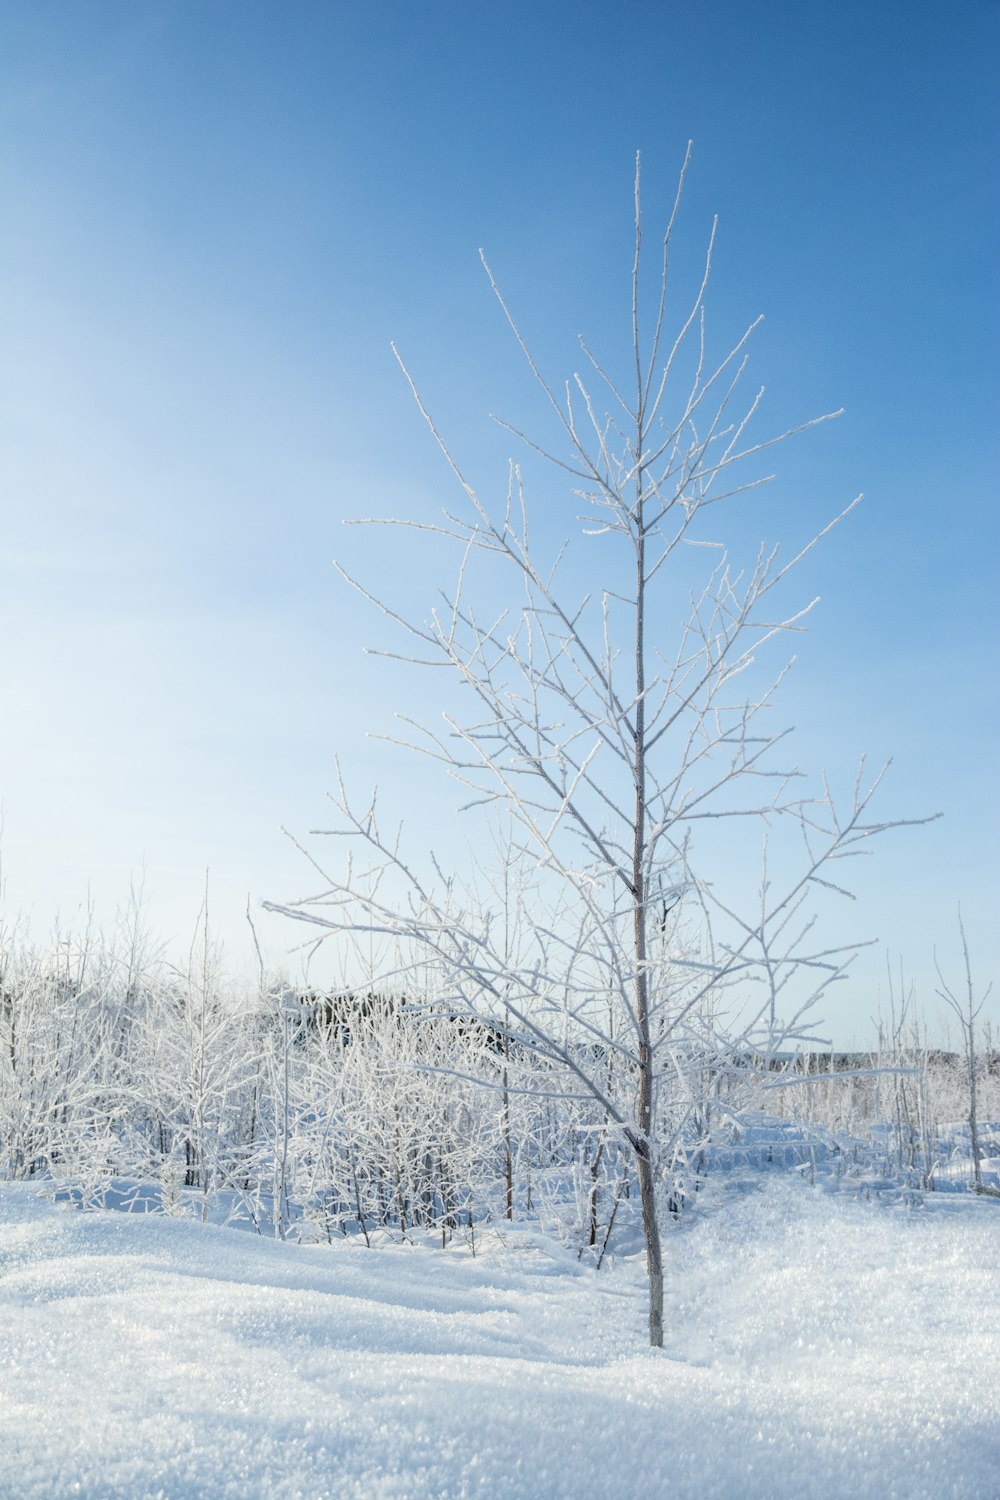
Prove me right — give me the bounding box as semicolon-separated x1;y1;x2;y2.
0;1;996;1039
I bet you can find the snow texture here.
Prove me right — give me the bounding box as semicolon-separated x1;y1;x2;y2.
1;1177;998;1499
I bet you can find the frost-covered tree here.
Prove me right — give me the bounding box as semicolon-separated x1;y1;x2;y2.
274;153;918;1343
936;914;995;1194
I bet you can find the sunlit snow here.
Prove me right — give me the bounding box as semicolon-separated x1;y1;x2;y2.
2;1176;997;1500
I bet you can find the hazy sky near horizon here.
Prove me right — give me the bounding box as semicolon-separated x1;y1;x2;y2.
1;1;996;1039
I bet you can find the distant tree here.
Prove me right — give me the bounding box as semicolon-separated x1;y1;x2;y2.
936;913;994;1194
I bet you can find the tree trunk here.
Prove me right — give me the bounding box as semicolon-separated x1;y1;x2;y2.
968;1033;982;1192
636;1142;664;1346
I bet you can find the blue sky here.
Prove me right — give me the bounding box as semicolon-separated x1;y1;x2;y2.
0;1;996;1038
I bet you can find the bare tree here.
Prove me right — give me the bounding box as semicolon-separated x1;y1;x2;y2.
267;150;922;1346
936;912;995;1194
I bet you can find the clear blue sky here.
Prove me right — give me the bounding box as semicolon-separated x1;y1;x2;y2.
1;1;996;1039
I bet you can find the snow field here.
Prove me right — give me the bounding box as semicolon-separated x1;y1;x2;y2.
1;1177;998;1499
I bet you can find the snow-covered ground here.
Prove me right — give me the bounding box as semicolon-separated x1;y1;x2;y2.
1;1177;997;1500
